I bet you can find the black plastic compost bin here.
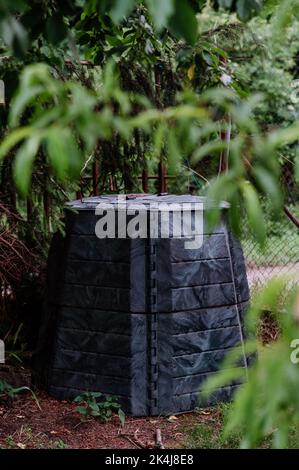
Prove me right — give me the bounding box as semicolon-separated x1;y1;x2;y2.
35;194;250;416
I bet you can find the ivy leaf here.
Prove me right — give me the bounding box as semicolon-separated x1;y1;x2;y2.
147;0;174;31
14;134;41;195
169;0;198;45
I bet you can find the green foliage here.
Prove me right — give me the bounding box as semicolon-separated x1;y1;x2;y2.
203;278;299;448
184;405;244;449
231;16;299;127
241;181;266;244
54;439;68;449
184;403;299;448
2;426;68;449
0;379;27;400
0;61;141;195
0;58;292;240
0;0;75;58
168;0;199;46
236;0;263;21
74;391;125;425
146;0;174;31
0;0;267;61
1;1;294;243
213;0;264;21
0;379;41;410
1;0;299;451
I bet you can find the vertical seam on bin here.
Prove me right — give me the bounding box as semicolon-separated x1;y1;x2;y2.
148;239;158;415
224;228;249;379
46;233;71;390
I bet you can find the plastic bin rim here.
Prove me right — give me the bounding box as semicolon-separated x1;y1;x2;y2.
65;194;230;211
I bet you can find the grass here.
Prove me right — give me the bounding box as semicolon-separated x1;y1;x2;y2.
182;404;299;449
182;404;241;449
1;425;68;449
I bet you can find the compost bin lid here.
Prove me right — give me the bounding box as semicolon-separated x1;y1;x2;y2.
66;194;229;211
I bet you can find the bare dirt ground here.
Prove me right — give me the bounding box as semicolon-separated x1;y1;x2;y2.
0;391;214;449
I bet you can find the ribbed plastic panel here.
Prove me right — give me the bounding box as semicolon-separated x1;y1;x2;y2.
35;195;250;415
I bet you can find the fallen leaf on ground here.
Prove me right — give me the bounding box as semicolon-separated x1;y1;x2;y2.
17;443;26;449
168;415;178;421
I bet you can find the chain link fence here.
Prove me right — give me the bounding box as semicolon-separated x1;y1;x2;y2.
242;163;299;291
243;233;299;291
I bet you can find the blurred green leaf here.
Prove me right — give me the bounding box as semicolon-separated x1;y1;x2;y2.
247;276;290;332
192;140;227;163
228;190;242;239
295;146;299;184
0;127;32;161
147;0;174;30
46;128;71;180
217;0;233;8
111;0;135;23
10;85;45;127
169;0;198;45
13;133;41;195
271;0;299;37
237;0;263;22
203;367;246;398
241;180;266;244
218;0;234;7
0;15;28;56
205;172;237;232
167;128;180;174
253;166;282;211
46;13;68;45
269;121;299;148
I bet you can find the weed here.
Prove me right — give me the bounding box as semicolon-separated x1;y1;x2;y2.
0;379;41;409
5;435;17;449
3;426;68;449
74;391;125;425
53;439;68;449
